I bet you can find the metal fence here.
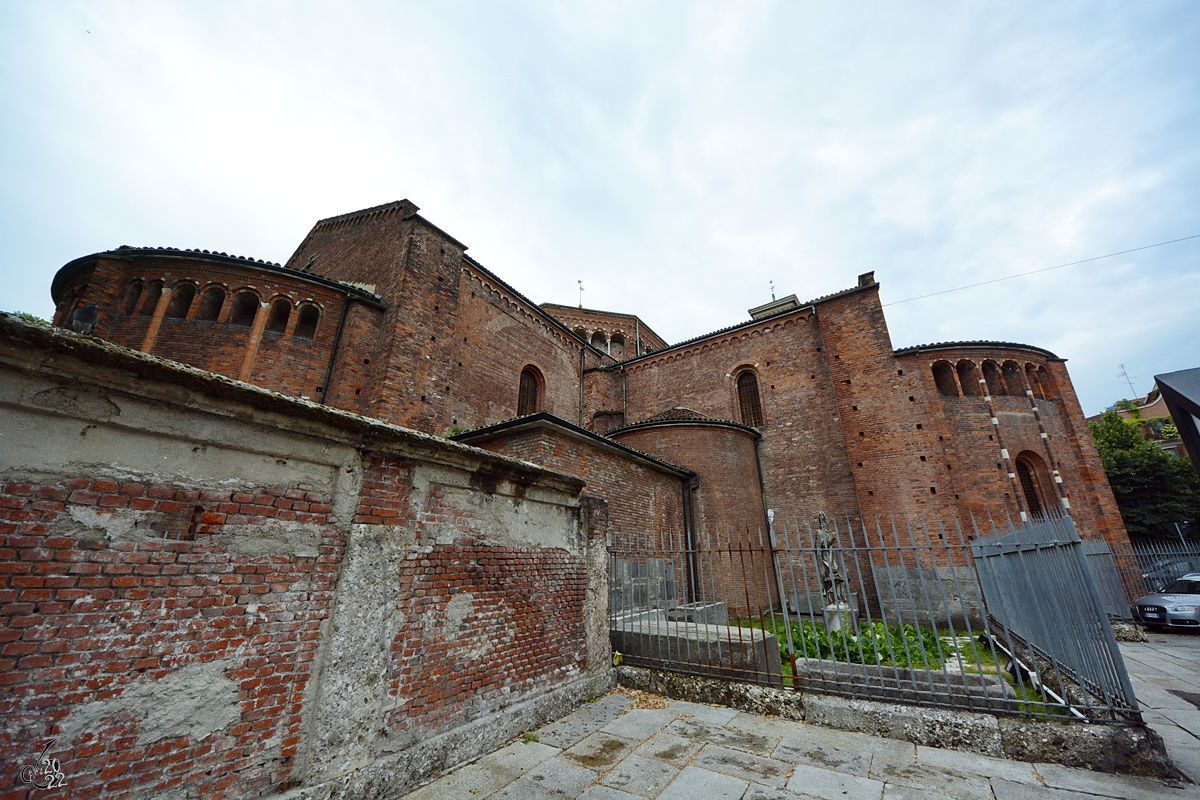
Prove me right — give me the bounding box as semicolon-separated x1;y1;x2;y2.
1127;536;1200;592
609;513;1141;722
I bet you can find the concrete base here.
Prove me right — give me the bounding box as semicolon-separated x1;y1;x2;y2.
790;657;1016;711
611;615;782;685
616;665;1177;778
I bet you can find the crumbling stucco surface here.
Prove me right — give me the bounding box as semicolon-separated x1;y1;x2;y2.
296;457;595;786
57;659;241;747
282;672;613;800
616;666;1175;777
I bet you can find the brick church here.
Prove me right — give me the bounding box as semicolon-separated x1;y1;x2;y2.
50;199;1128;555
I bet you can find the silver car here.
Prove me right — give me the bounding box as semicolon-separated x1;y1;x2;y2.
1133;573;1200;630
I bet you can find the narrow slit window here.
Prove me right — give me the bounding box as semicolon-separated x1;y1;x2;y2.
737;371;764;427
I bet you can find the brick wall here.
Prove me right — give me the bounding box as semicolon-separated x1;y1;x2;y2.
0;478;340;800
0;315;609;800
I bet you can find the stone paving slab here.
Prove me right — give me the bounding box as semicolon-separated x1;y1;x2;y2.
664;716;778;757
666;699;741;725
914;743;1042;784
562;731;640;773
657;765;748;800
772;735;871;776
602;708;679;740
743;785;814;800
403;739;559;800
491;777;575;799
633;730;705;768
580;786;644;800
990;778;1099;799
1163;707;1200;734
693;743;792;788
784;762;886;799
868;750;994;800
525;755;603;798
600;753;679;797
536;694;633;749
1036;762;1200;799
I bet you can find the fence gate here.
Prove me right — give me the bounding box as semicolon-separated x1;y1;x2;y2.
970;516;1139;718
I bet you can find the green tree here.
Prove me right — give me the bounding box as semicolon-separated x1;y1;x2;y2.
1089;410;1200;538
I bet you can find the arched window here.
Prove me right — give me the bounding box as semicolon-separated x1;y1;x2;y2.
982;360;1007;396
1025;364;1045;400
1002;361;1025;395
229;291;260;327
139;280;163;316
1037;366;1058;399
573;326;587;342
610;332;626;359
932;361;958;397
295;304;320;339
166;283;196;318
517;366;542;416
1015;453;1049;518
121;280;144;316
737;371;764;427
957;360;982;396
265;298;291;334
590;331;608;352
198;286;225;321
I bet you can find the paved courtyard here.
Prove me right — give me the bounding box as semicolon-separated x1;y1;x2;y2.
405;658;1199;800
1119;629;1200;782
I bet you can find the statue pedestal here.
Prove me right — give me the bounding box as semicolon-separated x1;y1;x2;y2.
823;602;854;633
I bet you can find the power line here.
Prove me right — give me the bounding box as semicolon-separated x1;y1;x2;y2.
882;233;1200;307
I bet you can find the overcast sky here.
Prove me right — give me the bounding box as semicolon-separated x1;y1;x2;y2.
2;1;1197;415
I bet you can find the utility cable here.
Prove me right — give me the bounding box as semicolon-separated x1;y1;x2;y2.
882;233;1200;307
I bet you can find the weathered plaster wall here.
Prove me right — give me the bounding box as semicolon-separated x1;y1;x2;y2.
0;315;611;800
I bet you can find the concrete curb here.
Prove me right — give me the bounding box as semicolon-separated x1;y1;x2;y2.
617;665;1178;779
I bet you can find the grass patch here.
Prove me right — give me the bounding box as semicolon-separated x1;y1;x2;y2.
746;616;943;670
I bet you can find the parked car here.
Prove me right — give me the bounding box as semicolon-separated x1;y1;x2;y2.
1132;573;1200;630
1140;558;1200;592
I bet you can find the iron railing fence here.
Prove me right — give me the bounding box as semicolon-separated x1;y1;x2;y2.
608;513;1141;723
1126;537;1200;592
